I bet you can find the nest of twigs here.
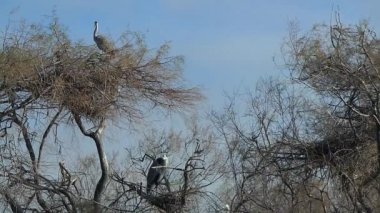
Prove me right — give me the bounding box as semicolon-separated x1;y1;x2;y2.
146;191;185;212
300;134;378;183
35;52;121;119
53;67;119;119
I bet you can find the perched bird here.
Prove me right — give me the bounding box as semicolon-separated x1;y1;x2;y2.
146;154;168;193
93;21;114;54
223;204;230;212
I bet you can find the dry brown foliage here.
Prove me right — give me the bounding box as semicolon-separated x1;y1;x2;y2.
0;19;202;121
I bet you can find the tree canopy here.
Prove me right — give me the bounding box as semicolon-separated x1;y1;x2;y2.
1;14;380;213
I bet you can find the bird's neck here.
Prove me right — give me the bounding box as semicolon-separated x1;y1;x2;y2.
94;24;98;38
163;159;168;166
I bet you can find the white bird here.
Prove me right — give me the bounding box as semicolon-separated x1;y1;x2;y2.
223;204;230;212
93;21;114;54
146;154;168;193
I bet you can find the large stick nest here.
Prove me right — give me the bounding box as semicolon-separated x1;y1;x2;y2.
46;52;121;119
0;37;201;121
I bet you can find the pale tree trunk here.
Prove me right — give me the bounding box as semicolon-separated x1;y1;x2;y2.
73;114;109;211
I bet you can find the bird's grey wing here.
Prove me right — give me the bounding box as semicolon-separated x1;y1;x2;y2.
147;162;161;192
94;35;113;52
147;161;159;185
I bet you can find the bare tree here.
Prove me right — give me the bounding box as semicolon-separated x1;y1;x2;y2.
109;119;226;212
210;17;380;212
284;17;380;212
210;79;327;212
0;16;201;212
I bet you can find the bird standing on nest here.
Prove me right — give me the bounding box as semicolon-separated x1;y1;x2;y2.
146;154;168;194
93;21;115;55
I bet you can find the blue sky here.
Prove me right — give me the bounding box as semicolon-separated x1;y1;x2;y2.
1;1;380;156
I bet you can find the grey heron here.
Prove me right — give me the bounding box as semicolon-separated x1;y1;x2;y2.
146;154;168;193
93;21;114;54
